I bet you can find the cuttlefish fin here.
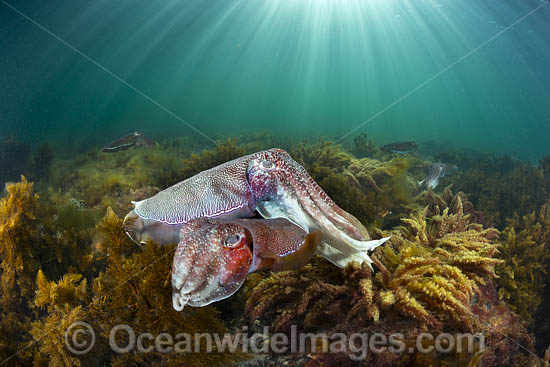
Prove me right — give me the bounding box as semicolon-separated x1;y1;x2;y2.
252;230;322;272
272;230;322;271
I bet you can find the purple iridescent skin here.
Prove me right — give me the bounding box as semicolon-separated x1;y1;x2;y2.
124;148;389;268
246;149;389;268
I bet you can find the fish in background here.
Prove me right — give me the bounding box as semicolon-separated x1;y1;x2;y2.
419;162;458;190
380;141;420;156
102;131;156;153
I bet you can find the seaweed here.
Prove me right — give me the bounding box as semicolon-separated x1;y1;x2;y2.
0;176;39;365
376;204;502;330
290;141;416;229
350;133;381;158
180;138;246;179
48;142;183;215
1;139;548;366
540;155;550;194
245;202;532;366
31;208;246;366
496;202;550;327
421;185;492;227
452;158;546;229
0;176;102;365
0;176;245;366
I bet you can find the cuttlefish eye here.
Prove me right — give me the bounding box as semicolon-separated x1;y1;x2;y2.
224;235;241;248
260;160;275;170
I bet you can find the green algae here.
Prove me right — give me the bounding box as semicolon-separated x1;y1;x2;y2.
1;137;549;366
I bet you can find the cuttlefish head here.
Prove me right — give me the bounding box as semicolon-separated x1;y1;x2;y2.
171;218;321;311
246;148;368;240
172;219;252;310
247;148;389;269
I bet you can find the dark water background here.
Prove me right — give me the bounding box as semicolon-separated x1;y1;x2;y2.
1;0;549;160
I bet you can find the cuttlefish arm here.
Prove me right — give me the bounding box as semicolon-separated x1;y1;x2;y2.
247;148;390;268
124;152;261;244
171;218;321;310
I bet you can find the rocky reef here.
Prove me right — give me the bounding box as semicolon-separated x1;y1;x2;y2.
0;136;549;366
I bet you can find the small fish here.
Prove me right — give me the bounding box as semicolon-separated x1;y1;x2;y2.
171;218;321;310
380;141;419;155
418;162;457;190
102;131;156;153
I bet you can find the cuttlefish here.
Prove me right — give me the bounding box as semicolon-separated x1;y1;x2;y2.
380;141;419;156
418;162;458;190
124;148;389;268
102;131;156;153
171;218;321;310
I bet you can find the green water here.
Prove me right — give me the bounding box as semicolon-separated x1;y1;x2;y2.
1;0;549;160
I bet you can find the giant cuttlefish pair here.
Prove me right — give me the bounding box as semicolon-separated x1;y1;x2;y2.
123;148;390;311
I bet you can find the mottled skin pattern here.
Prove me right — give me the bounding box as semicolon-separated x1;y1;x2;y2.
172;219;252;310
247;149;390;268
232;218;321;272
125;148;389;270
132;152;258;224
172;218;320;310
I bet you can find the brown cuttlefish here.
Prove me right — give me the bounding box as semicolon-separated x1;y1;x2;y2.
102;131;156;153
171;218;321;310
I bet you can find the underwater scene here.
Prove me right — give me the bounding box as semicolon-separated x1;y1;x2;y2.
1;0;550;366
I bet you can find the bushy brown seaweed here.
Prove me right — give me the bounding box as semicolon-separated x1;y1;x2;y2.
180;138;246;179
1;139;549;367
0;175;245;366
246;199;535;366
375;203;502;330
420;184;490;226
290;141;416;229
452;158;547;229
350;133;381;159
496;202;550;326
0;176;39;365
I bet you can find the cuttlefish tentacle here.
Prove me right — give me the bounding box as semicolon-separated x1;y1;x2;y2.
279;151;368;240
247;148;390;268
